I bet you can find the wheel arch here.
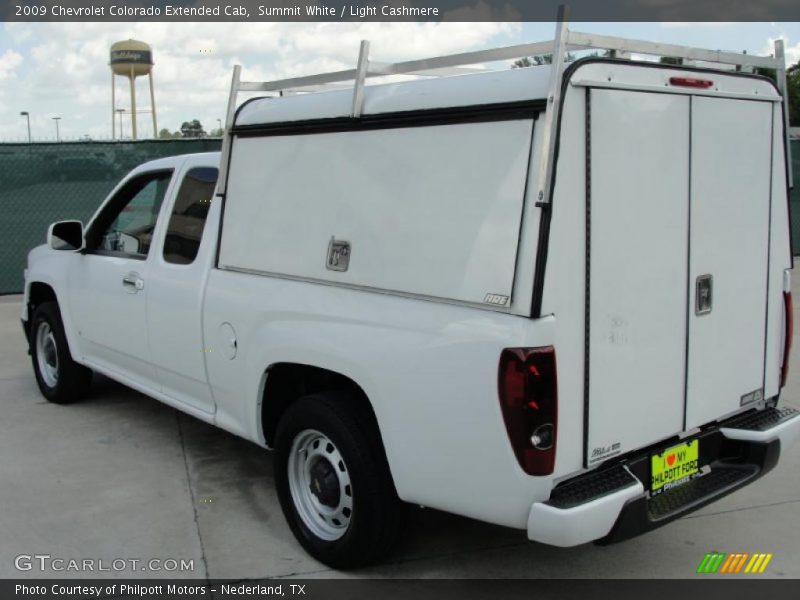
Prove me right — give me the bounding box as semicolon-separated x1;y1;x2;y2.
24;279;82;364
28;280;58;308
260;362;384;451
24;281;59;343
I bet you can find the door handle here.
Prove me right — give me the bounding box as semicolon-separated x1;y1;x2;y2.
696;274;712;315
122;273;145;292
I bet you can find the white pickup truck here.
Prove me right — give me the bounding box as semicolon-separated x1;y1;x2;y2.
21;31;800;569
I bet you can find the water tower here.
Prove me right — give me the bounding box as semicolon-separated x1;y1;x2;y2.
110;40;157;140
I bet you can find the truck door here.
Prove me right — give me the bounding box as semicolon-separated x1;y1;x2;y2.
685;97;772;428
584;88;775;467
146;162;218;414
585;89;690;466
69;169;174;387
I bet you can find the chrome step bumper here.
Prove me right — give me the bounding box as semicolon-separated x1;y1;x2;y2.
527;405;800;547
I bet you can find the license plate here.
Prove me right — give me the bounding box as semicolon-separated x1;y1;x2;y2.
651;439;700;494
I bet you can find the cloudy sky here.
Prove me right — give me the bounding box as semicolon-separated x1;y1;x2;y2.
1;21;798;142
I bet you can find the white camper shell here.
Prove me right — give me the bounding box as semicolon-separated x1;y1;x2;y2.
22;18;800;568
212;35;799;548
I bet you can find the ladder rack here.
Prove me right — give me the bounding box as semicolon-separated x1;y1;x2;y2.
217;5;792;196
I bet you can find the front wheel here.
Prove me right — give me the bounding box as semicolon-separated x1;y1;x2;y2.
30;302;92;404
274;392;404;569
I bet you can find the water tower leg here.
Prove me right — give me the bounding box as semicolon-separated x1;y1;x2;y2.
111;72;116;140
149;72;158;138
129;66;138;140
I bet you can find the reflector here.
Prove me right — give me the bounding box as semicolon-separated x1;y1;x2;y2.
669;76;714;89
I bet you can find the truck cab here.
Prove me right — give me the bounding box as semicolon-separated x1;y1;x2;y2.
23;153;220;417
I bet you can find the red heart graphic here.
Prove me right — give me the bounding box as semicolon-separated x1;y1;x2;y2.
667;454;676;467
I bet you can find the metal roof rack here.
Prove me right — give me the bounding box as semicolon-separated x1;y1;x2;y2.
217;4;792;196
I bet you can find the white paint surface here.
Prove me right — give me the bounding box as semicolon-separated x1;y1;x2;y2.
220;119;534;305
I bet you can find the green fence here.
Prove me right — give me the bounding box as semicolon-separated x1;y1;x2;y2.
0;139;222;294
1;138;800;295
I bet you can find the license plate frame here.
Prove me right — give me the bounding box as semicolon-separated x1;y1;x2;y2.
650;439;700;495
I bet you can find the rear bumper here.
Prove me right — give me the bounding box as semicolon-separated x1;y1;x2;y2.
527;405;800;547
527;475;644;547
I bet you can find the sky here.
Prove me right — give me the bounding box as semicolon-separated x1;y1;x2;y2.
0;20;799;142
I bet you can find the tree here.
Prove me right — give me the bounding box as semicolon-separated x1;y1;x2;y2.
209;127;224;137
512;52;576;69
180;120;206;138
158;128;173;139
749;60;799;127
513;55;550;68
785;61;799;126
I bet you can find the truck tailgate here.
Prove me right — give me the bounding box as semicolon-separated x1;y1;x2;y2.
585;88;774;466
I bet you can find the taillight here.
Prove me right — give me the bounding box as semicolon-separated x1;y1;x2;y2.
498;347;557;475
669;76;714;89
781;289;793;388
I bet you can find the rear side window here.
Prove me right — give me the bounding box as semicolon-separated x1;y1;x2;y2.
163;167;218;265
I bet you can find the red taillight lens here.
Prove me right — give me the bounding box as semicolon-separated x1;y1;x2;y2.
781;291;793;388
669;76;714;89
498;347;557;475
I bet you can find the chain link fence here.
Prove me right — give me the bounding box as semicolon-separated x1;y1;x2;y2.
0;139;222;294
1;139;800;295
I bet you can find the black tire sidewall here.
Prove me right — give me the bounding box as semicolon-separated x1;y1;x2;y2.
30;302;85;403
274;394;397;569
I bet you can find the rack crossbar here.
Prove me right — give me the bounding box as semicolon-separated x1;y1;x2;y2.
566;31;779;69
216;7;791;199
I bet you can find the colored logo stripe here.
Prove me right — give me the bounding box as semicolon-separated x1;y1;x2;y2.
697;552;773;574
719;553;749;573
744;553;773;574
697;553;726;573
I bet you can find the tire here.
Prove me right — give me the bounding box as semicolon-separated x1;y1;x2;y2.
30;301;92;404
274;391;404;569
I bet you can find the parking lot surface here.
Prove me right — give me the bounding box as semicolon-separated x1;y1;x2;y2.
1;288;799;579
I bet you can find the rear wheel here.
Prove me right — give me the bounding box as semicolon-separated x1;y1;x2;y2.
274;392;403;569
30;302;92;404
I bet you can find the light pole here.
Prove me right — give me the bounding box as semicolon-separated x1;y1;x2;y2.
52;117;61;142
217;118;223;136
116;108;125;140
20;111;31;143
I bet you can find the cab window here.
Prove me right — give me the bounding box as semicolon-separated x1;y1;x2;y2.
162;167;218;265
86;170;173;258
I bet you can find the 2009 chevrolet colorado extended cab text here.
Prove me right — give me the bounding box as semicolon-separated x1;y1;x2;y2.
21;32;800;568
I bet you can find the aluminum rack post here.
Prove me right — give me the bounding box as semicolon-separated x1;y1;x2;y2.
775;40;793;188
352;40;370;118
217;64;241;197
534;4;570;206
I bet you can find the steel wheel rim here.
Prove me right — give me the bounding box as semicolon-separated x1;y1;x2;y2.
35;321;59;388
287;429;353;541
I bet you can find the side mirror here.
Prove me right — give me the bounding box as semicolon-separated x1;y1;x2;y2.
47;220;85;251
